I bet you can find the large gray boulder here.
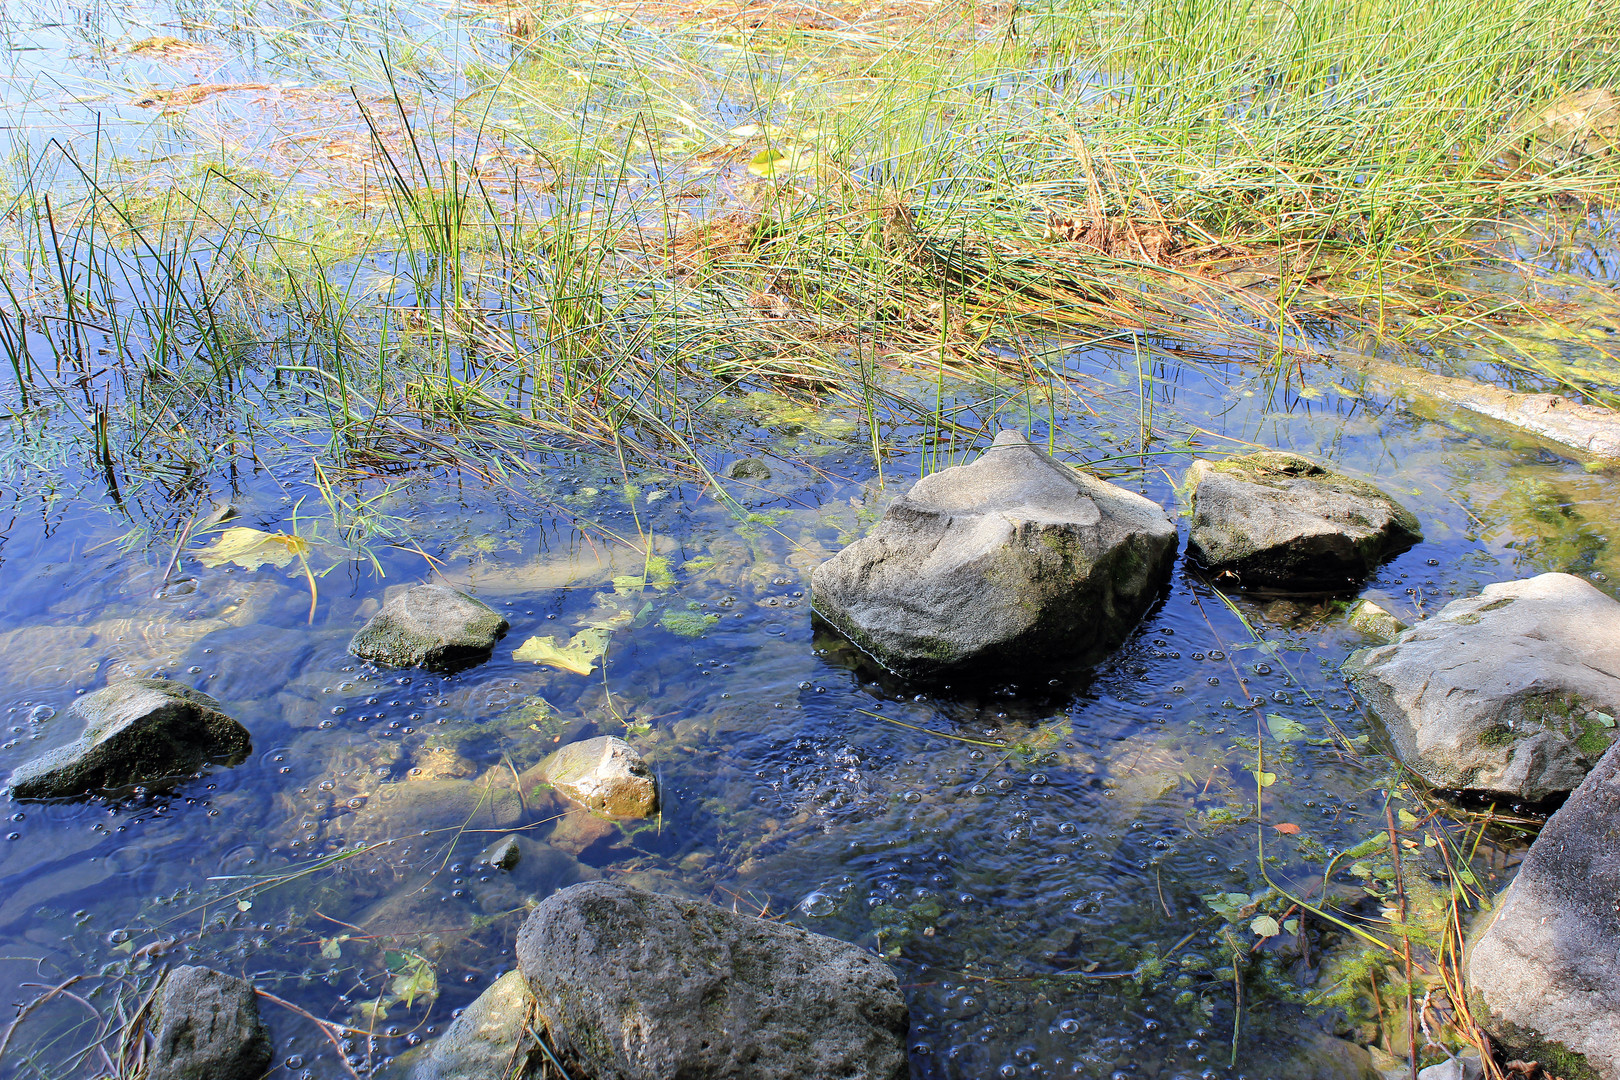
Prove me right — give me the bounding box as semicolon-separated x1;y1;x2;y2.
810;430;1176;677
1466;741;1620;1080
1186;452;1421;589
148;966;272;1080
515;881;909;1080
6;680;250;800
520;735;657;819
1345;573;1620;800
350;584;509;669
406;970;539;1080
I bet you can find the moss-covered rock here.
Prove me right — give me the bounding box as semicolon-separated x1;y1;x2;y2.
1345;573;1620;800
1185;452;1421;590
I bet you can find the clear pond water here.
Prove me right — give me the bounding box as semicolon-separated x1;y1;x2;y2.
1;335;1613;1078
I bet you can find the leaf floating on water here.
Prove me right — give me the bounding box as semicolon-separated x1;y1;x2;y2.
1272;822;1301;835
1251;770;1278;787
513;628;612;675
319;935;349;959
1250;915;1281;938
1396;808;1420;829
196;527;310;571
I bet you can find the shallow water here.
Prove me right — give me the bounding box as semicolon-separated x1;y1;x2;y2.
4;0;1620;1075
1;331;1612;1079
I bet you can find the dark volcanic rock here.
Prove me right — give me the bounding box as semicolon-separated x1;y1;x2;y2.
516;881;908;1080
6;679;250;800
810;429;1176;678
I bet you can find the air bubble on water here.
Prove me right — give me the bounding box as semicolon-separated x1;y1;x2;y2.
27;705;54;723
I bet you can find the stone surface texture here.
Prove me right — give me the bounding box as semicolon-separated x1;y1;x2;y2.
1345;573;1620;800
1524;87;1620;164
6;679;250;800
406;970;538;1080
1185;452;1421;589
1348;599;1408;642
810;429;1176;677
524;736;657;819
349;584;509;669
1466;741;1620;1080
147;965;272;1080
515;881;909;1080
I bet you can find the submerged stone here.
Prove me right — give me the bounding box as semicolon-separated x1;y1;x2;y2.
810;430;1176;678
148;966;272;1080
1345;573;1620;800
1348;599;1407;642
349;584;509;670
1185;452;1421;590
1467;741;1620;1080
523;735;657;819
1521;87;1620;165
405;970;539;1080
6;679;250;800
515;881;909;1080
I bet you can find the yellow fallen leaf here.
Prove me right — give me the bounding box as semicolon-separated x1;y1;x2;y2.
513;628;612;675
195;526;310;570
748;145;819;178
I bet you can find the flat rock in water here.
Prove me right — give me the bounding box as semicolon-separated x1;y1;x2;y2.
349;584;509;670
1345;573;1620;800
6;679;250;800
148;966;272;1080
810;430;1176;678
1521;86;1620;165
405;970;539;1080
522;736;657;819
515;881;909;1080
1185;452;1421;589
1467;741;1620;1079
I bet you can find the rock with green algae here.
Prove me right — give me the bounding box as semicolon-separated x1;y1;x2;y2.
810;429;1176;679
402;970;540;1080
349;584;509;670
1345;573;1620;800
1466;740;1620;1080
1185;452;1421;590
522;735;657;819
6;679;250;800
1348;599;1407;642
515;881;909;1080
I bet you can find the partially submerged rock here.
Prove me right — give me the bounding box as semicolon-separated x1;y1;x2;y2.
522;736;657;819
810;430;1176;678
406;970;539;1080
1185;452;1421;590
1519;87;1620;166
1345;573;1620;800
1348;599;1408;642
515;881;909;1080
1346;354;1620;463
6;680;250;800
148;966;272;1080
1467;741;1620;1080
350;584;509;670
